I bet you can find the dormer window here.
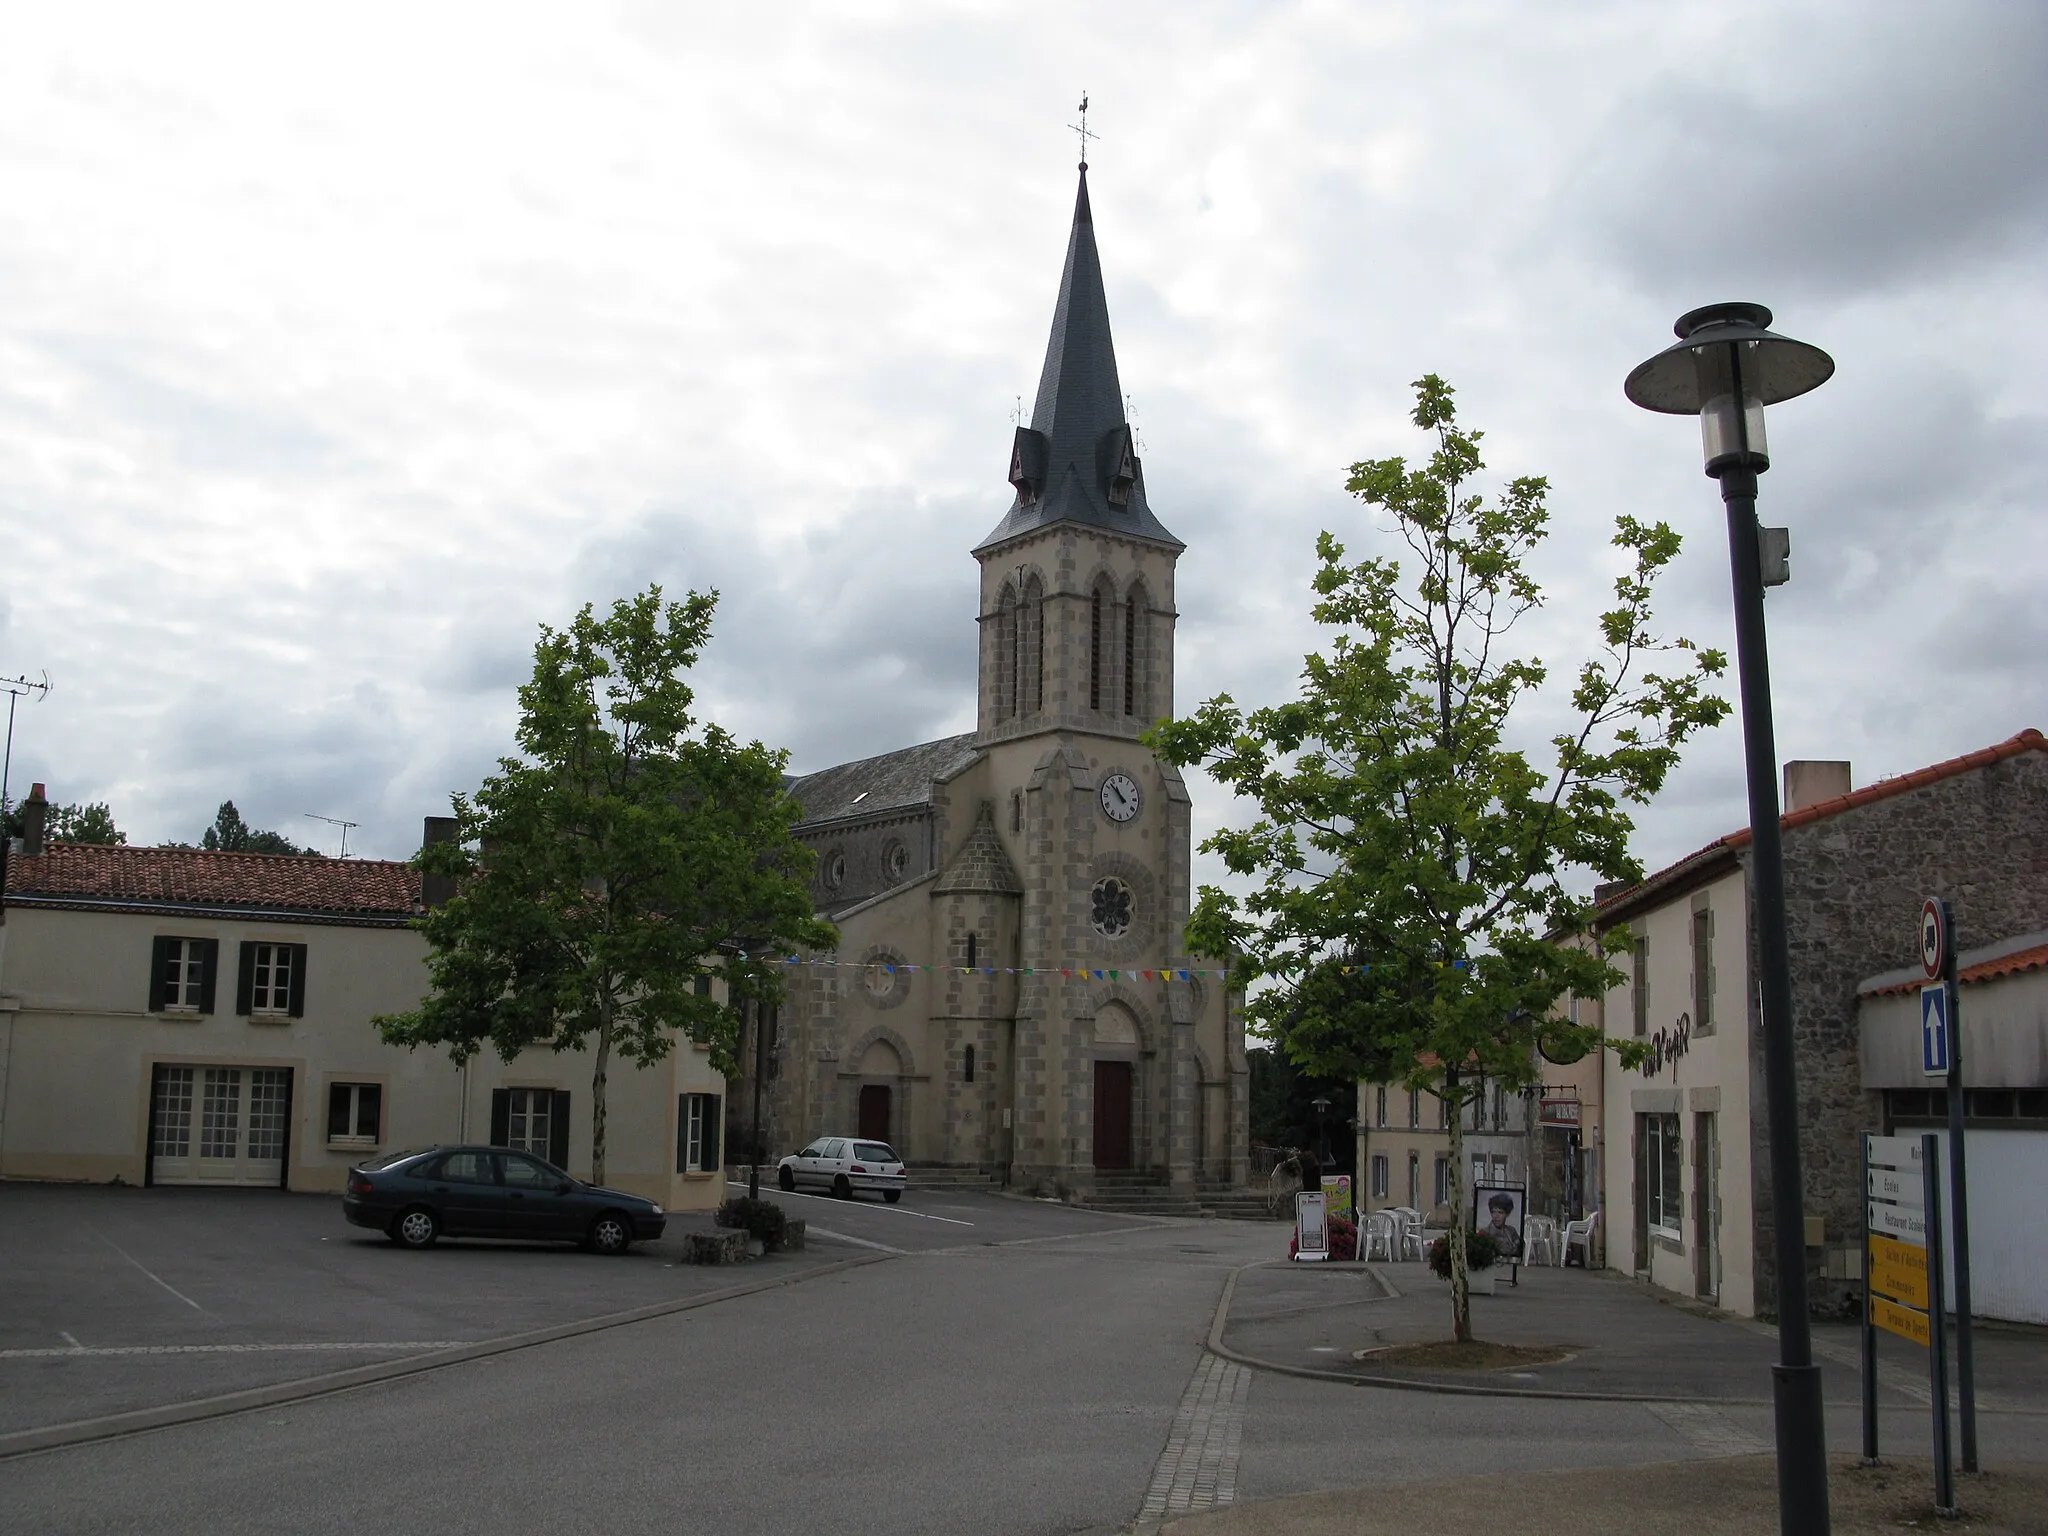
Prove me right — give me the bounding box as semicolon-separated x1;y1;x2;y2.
1008;426;1048;504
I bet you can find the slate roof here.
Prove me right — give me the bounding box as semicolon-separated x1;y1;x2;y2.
975;168;1183;556
787;734;981;828
2;843;421;924
933;803;1023;895
1595;728;2048;926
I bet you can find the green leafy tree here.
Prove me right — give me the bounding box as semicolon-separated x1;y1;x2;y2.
3;800;126;844
1150;376;1727;1340
376;586;835;1184
201;801;310;855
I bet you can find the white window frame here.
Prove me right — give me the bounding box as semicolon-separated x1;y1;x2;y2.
327;1082;382;1147
1644;1112;1684;1241
163;939;206;1012
1370;1153;1389;1199
250;943;294;1016
506;1088;554;1158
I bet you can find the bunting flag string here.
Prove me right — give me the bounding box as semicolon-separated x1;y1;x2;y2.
730;956;1473;983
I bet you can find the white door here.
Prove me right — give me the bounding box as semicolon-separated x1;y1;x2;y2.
152;1065;290;1186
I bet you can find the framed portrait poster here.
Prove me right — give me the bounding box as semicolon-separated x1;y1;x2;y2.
1473;1182;1526;1267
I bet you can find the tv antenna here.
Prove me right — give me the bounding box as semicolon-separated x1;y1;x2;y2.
304;812;359;858
2;670;52;822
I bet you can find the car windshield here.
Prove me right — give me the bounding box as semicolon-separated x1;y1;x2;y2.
854;1143;898;1163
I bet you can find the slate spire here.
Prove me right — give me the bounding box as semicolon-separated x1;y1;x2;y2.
976;166;1182;554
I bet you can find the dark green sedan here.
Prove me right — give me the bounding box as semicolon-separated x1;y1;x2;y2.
344;1145;665;1255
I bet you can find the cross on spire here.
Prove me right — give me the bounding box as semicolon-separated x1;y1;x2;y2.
1069;93;1097;169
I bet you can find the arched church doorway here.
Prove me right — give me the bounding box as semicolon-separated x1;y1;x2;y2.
859;1085;893;1142
1093;1063;1133;1169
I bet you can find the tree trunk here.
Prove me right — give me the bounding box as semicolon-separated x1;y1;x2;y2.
1445;1067;1471;1343
592;991;613;1186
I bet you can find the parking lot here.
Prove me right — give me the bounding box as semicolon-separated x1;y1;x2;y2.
0;1178;1157;1438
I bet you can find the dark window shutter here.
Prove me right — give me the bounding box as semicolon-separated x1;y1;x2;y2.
701;1096;720;1173
676;1096;689;1174
197;939;220;1015
489;1089;510;1147
148;936;173;1012
287;944;308;1017
549;1091;571;1169
235;942;257;1016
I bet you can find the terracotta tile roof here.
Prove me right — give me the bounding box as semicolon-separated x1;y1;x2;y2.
3;842;420;923
1596;729;2046;925
1861;942;2048;999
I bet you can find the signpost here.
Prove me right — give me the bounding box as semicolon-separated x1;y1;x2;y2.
1861;1131;1954;1514
1920;897;1978;1472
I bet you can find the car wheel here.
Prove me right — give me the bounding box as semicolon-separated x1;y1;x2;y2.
833;1174;852;1200
884;1189;902;1204
392;1207;439;1249
778;1165;795;1192
587;1211;633;1256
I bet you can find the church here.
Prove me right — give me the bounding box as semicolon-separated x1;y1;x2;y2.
748;164;1250;1198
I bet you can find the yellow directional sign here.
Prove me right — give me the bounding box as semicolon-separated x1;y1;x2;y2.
1872;1295;1931;1348
1868;1233;1929;1309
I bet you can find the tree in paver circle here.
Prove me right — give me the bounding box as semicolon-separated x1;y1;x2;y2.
376;586;835;1184
1149;376;1721;1341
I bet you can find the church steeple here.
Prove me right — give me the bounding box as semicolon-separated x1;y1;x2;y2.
976;166;1182;555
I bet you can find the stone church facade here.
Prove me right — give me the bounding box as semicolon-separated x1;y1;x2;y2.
743;167;1249;1196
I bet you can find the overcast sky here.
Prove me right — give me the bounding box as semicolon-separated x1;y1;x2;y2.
2;2;2042;892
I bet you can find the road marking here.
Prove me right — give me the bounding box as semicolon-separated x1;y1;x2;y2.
801;1226;907;1254
722;1179;973;1225
58;1333;83;1351
96;1234;204;1312
1645;1401;1769;1457
1138;1353;1250;1526
1;1342;470;1360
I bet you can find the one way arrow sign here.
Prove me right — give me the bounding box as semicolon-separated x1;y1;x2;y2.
1921;983;1951;1078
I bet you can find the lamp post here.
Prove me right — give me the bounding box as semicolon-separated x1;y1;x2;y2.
719;939;771;1202
1627;302;1835;1536
1311;1095;1332;1167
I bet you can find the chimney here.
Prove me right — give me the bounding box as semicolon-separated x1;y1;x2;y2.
421;815;458;909
1783;760;1851;814
1593;879;1634;906
22;783;48;857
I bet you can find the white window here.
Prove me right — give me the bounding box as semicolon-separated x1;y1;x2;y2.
506;1089;554;1158
250;944;294;1014
327;1083;382;1146
1375;1086;1387;1127
1643;1112;1683;1239
160;940;207;1010
1633;931;1650;1037
1691;903;1716;1034
1491;1154;1508;1184
678;1093;721;1173
1433;1155;1450;1208
1370;1153;1389;1199
1407;1089;1420;1129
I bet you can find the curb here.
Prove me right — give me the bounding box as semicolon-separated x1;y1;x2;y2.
0;1251;891;1460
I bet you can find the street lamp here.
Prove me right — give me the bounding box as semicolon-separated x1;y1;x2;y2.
1311;1095;1333;1167
1627;302;1835;1536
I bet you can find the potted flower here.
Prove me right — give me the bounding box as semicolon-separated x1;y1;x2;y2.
1427;1230;1502;1295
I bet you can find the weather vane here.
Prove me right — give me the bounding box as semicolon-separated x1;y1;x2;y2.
1070;93;1097;169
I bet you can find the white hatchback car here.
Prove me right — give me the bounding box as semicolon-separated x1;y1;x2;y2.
777;1137;907;1202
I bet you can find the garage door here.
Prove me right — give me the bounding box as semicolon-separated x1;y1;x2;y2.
150;1065;292;1187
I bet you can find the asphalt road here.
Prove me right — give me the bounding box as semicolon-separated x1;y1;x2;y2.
4;1185;2043;1534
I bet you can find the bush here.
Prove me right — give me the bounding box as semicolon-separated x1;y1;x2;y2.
714;1196;789;1248
1287;1215;1358;1261
1426;1230;1501;1279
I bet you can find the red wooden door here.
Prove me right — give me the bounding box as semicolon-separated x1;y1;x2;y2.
858;1084;892;1143
1092;1061;1133;1170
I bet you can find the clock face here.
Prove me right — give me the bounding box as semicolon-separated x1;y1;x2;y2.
1099;773;1141;823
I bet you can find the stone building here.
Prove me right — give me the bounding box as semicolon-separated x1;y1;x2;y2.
1595;729;2048;1318
736;166;1249;1197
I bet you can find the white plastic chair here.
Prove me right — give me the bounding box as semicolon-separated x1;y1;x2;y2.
1361;1211;1397;1262
1560;1208;1602;1267
1387;1207;1424;1261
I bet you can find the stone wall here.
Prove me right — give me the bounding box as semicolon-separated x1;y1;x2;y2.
1755;746;2048;1316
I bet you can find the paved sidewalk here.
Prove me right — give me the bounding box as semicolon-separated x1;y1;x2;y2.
1160;1455;2048;1535
1218;1259;2048;1408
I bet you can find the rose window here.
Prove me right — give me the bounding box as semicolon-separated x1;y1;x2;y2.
1090;876;1134;938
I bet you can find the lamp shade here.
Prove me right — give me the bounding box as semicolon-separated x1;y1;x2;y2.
1624;302;1835;414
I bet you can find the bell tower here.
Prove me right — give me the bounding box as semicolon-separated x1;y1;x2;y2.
974;165;1182;747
